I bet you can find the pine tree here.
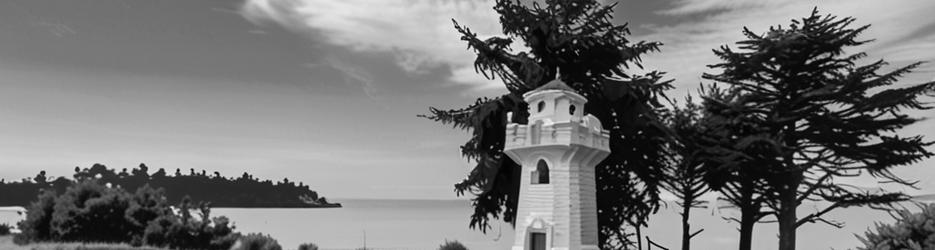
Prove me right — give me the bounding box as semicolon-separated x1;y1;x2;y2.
661;93;711;250
421;0;672;248
697;86;777;250
703;9;935;250
856;204;935;249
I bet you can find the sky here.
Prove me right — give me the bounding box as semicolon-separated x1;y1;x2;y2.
0;0;933;200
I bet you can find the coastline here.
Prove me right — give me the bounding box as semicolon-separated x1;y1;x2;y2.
210;202;342;208
0;202;342;209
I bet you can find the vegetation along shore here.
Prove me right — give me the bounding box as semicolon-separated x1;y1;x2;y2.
0;164;340;209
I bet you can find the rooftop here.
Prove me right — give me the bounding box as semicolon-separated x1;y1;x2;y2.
534;79;577;93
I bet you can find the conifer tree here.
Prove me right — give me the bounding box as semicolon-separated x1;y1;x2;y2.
661;94;711;250
703;9;935;250
422;0;672;248
697;86;777;250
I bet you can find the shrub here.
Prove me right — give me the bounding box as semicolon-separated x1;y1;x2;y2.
298;243;319;250
857;203;935;249
17;189;58;242
16;180;238;249
125;185;171;233
50;180;135;242
438;240;468;250
0;223;11;236
140;197;239;250
232;233;282;250
298;243;318;250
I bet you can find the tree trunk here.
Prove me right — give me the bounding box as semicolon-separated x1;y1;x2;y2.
738;205;755;250
777;185;798;250
681;203;691;250
737;184;755;250
777;120;801;250
636;226;643;250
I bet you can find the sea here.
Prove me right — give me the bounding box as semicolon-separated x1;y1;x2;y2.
0;199;918;250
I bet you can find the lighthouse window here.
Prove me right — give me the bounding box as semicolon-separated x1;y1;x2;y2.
530;232;547;250
537;101;545;113
532;160;549;184
569;105;576;115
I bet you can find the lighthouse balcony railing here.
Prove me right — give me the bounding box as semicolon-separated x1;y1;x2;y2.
505;121;609;151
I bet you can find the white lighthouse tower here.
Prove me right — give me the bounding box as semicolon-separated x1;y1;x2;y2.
504;79;611;250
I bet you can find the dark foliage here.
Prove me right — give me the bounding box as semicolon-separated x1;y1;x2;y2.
421;0;672;248
232;233;282;250
703;8;935;250
49;180;135;243
438;240;469;250
17;189;58;242
694;85;778;250
141;197;239;249
0;223;10;236
661;94;712;250
298;243;320;250
0;163;334;208
857;203;935;249
15;180;238;250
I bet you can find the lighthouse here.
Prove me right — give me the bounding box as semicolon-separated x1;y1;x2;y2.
504;79;611;250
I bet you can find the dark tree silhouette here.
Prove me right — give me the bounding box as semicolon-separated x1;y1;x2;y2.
0;164;334;208
152;168;166;178
856;204;935;249
661;94;711;250
131;163;150;178
17;180;239;249
697;86;776;250
421;0;672;248
33;171;48;185
703;9;935;250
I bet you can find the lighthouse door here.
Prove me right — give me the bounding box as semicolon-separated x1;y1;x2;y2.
530;232;546;250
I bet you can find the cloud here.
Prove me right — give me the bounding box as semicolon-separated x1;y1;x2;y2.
239;0;935;97
636;0;935;98
32;21;77;37
240;0;505;91
308;58;379;99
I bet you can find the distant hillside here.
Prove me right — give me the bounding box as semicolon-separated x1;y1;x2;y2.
0;163;340;208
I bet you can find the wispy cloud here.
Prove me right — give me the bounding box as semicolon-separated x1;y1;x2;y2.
239;0;935;96
240;0;505;91
32;21;77;37
308;58;380;100
637;0;935;98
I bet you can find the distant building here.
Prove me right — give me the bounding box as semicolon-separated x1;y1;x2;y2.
504;79;611;250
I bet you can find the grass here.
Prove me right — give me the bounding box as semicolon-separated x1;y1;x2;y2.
0;235;168;250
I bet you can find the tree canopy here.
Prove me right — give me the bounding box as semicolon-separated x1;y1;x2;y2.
661;93;712;250
0;164;333;208
702;9;935;250
422;0;673;247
